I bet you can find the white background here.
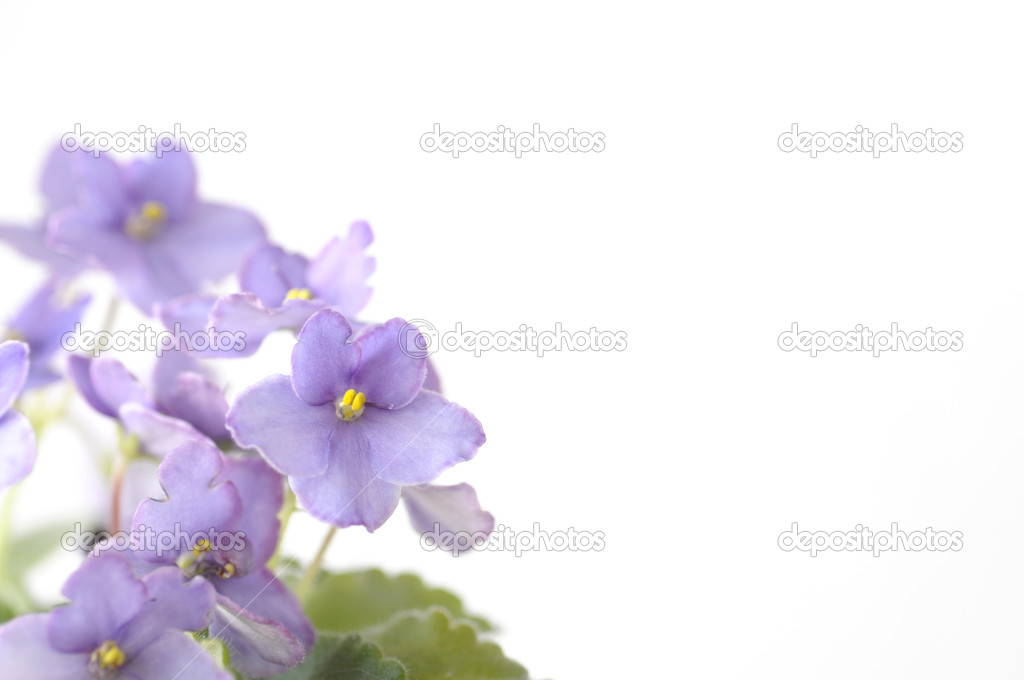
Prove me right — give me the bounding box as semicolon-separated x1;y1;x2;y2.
1;2;1023;678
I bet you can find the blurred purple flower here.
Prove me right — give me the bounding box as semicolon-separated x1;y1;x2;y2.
5;279;90;389
0;341;36;490
0;553;230;680
0;145;89;278
227;309;485;531
129;441;312;678
48;148;266;314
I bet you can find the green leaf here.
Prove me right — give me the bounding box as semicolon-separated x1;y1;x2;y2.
274;633;406;680
304;569;492;633
366;608;529;680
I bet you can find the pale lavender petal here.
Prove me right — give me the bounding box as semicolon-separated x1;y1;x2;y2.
131;441;242;548
68;354;116;417
350;318;426;409
158;203;265;287
152;348;208;401
210;293;324;357
424;357;442;393
0;614;87;680
118;457;163;536
75;151;128;218
239;244;309;307
0;221;83;276
290;309;358;406
209;595;305;678
124;149;196;221
119;404;213;458
119;567;217;654
126;629;232;680
10;280;90;363
215;455;283;567
157;293;216;335
214;568;314;655
403;483;495;543
90;357;153;412
39;145;84;210
306;221;375;316
363;391;485;487
291;423;401;531
0;411;36;490
0;340;29;414
226;375;333;478
48;554;147;653
159;372;230;442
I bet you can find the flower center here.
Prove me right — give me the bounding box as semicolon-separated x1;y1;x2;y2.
284;288;313;301
89;640;126;678
335;389;366;422
178;540;238;580
124;201;167;241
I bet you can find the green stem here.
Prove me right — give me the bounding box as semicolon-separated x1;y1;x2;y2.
296;526;336;603
0;485;19;585
267;486;296;571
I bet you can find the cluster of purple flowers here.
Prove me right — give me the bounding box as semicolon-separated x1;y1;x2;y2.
0;145;494;678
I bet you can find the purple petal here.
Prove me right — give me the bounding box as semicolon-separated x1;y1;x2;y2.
0;614;88;680
117;457;163;537
119;404;213;458
0;221;83;276
210;293;324;357
90;357;154;412
362;390;486;487
239;244;309;307
305;221;375;316
159;372;231;442
290;309;358;406
157;293;216;335
424;356;443;393
291;423;401;531
10;280;90;364
124;149;197;221
152;348;209;401
215;455;283;567
226;375;333;478
126;629;232;680
39;145;85;211
48;554;147;653
209;595;306;678
0;411;37;490
75;151;128;218
119;567;217;654
403;483;495;544
214;567;314;656
0;340;29;414
67;354;116;417
47;203;136;269
350;318;426;409
131;441;242;550
158;203;266;287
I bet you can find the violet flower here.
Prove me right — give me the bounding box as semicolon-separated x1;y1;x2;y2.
48;148;266;315
129;441;313;678
226;309;485;531
0;553;230;679
158;222;375;357
5;279;90;389
0;145;89;278
0;341;37;490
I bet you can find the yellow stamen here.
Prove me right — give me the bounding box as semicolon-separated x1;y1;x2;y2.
193;539;212;557
335;389;367;422
284;288;313;301
91;640;126;671
220;563;236;579
124;200;168;241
